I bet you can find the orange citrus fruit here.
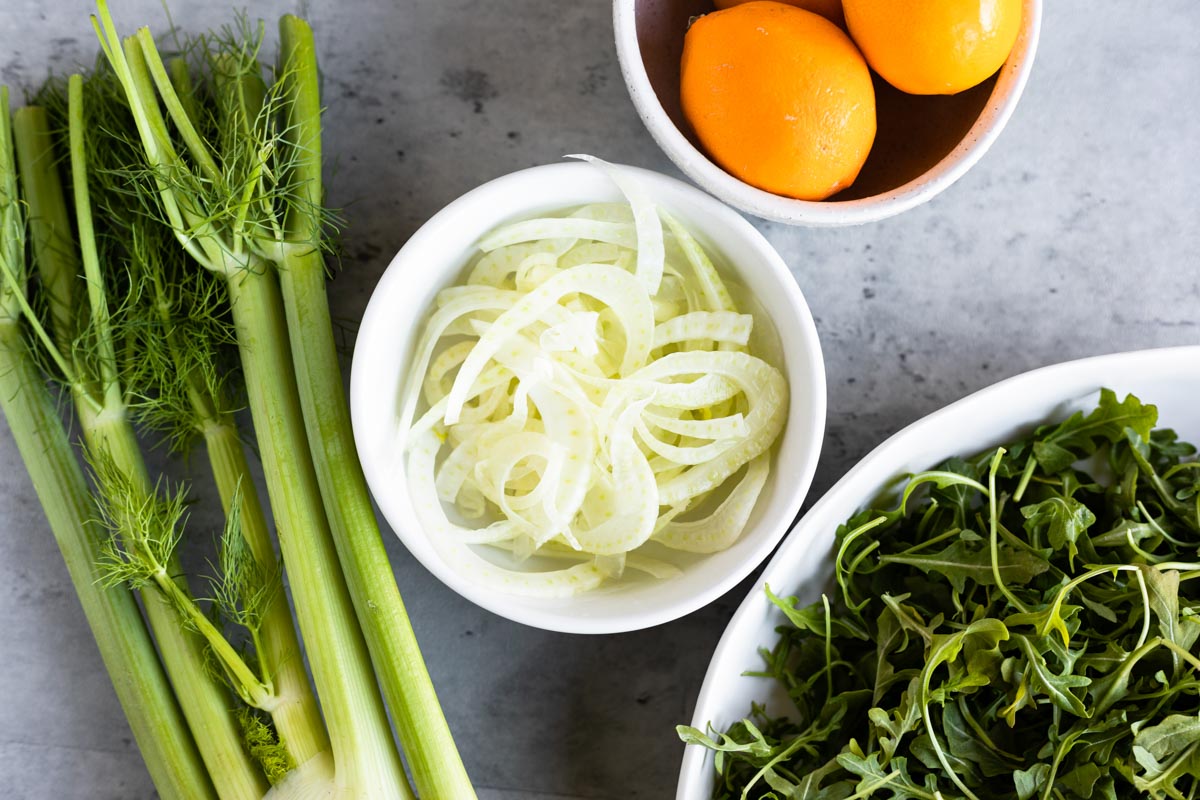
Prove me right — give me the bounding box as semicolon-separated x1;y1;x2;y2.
713;0;845;29
681;1;876;201
843;0;1022;95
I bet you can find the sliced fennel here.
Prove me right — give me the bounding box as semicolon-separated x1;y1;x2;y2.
399;160;789;597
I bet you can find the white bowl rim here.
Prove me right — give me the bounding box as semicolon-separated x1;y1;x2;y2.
677;344;1200;796
613;0;1044;227
350;160;827;634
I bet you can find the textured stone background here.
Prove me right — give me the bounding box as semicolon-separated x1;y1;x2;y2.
1;2;1197;798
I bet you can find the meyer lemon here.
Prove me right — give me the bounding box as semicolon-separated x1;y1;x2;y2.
843;0;1022;95
681;1;876;200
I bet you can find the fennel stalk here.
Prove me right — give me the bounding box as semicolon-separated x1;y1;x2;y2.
94;4;416;796
276;19;475;797
0;84;215;800
12;86;268;799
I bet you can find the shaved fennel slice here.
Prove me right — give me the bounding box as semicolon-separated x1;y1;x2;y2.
634;420;738;466
455;382;510;425
540;311;600;357
661;210;736;313
435;284;520;308
629;351;787;505
653;311;753;350
570;202;634;223
435;437;479;503
400;165;791;596
397;291;521;442
477;323;597;412
560;359;743;410
469;240;566;287
654;453;771;553
409;430;609;596
568;154;664;294
514;252;562;293
486;358;595;538
444;264;654;423
410;367;511;442
569;400;658;555
644;410;750;440
558;241;624;268
478;218;637;252
625;553;683;579
423;340;476;406
630;374;742;408
472;431;565;539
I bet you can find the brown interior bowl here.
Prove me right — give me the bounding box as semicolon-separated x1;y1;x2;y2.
634;0;998;200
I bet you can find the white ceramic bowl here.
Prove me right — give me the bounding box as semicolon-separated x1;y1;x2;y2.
351;161;826;634
677;345;1200;797
614;0;1043;226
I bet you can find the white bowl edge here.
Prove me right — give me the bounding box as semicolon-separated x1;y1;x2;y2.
351;161;827;634
614;0;1044;227
677;345;1200;798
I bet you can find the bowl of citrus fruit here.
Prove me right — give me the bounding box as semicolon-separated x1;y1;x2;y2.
614;0;1042;226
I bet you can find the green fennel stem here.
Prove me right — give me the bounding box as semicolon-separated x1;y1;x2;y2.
167;57;204;132
123;15;411;792
14;93;268;800
149;560;275;710
78;408;269;800
1;87;214;800
65;76;120;407
202;421;330;765
223;264;414;799
0;324;216;800
64;54;330;771
136;220;328;764
93;8;422;792
9;111;76;349
282;246;474;796
10;109;84;386
277;16;476;798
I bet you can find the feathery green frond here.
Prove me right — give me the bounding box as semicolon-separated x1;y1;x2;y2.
91;448;187;591
211;480;281;637
37;67;245;453
236;707;294;785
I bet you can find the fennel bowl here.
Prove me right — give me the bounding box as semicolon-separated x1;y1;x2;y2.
676;345;1200;797
350;161;825;634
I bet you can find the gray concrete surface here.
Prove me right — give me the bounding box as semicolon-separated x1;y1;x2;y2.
1;2;1197;798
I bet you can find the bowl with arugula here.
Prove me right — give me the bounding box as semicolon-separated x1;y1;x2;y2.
677;346;1200;799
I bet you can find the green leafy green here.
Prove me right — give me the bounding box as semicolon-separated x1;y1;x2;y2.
1032;389;1157;473
879;540;1050;594
683;392;1200;799
235;707;294;785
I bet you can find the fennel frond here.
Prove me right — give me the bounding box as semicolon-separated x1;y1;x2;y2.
95;4;414;796
9;77;269;799
1;83;215;800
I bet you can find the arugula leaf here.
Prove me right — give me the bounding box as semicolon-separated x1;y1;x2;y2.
871;606;909;705
868;678;922;761
1134;715;1200;765
837;752;940;800
1021;495;1096;565
880;539;1049;594
1141;567;1195;651
1011;634;1091;717
790;758;855;800
1013;763;1051;800
1032;390;1157;473
682;391;1200;800
766;585;870;641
